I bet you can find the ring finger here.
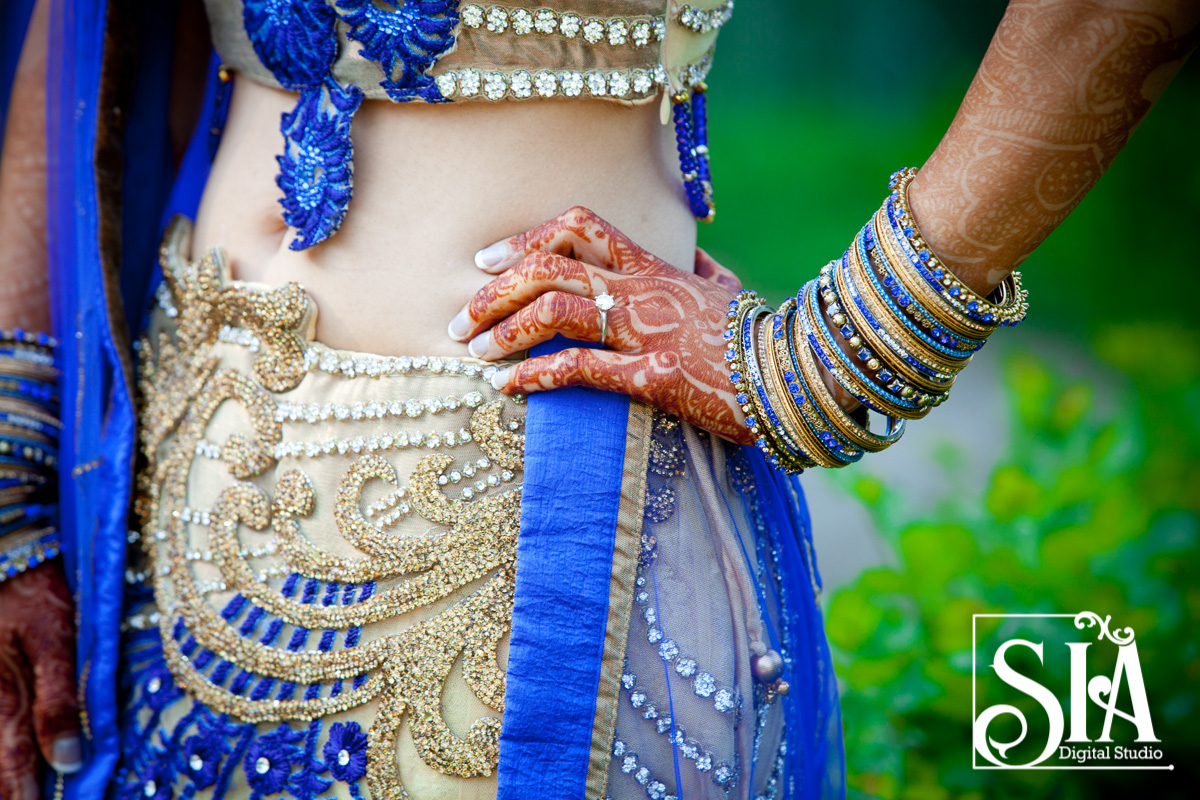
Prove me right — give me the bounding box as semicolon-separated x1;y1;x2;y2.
467;291;629;360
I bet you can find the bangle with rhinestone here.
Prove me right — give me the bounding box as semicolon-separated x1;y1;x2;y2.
885;168;1029;329
795;279;914;419
768;300;869;465
724;292;776;450
802;277;931;419
0;329;61;581
778;301;905;454
837;245;958;395
0;527;60;583
887;167;1029;326
0;377;59;407
854;222;979;366
873;207;1000;341
725;291;817;472
759;303;850;468
744;303;819;471
818;255;942;402
827;254;954;399
859;221;985;360
0;328;57;349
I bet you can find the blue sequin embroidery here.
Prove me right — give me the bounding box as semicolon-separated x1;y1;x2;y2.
240;0;462;249
337;0;459;102
277;81;363;249
114;576;376;799
242;0;337;90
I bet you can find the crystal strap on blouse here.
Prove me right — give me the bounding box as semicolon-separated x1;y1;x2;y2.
0;328;61;583
204;0;729;247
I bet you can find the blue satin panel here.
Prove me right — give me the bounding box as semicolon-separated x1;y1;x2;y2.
46;2;124;796
498;339;630;797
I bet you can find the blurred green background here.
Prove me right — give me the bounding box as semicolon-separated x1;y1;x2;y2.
697;2;1199;798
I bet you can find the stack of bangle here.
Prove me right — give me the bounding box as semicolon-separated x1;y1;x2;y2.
0;328;61;582
726;167;1028;472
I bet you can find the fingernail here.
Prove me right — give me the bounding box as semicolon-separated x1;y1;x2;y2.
467;331;490;359
474;240;510;270
490;367;511;392
51;735;84;774
447;306;471;341
22;775;40;799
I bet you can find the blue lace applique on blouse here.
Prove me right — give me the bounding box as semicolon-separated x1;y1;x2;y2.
241;0;458;249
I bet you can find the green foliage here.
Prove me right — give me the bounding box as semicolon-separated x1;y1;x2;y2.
824;324;1200;798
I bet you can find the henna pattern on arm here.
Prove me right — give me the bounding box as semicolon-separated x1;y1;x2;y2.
909;0;1200;294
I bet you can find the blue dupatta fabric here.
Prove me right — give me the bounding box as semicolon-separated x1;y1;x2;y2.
36;2;844;796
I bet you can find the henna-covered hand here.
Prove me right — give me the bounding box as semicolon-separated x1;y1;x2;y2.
448;207;754;445
0;562;82;799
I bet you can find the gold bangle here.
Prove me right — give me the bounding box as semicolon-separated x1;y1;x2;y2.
872;208;998;341
800;278;932;420
777;304;904;454
860;230;976;369
755;309;826;470
759;301;845;468
887;168;1029;326
837;243;957;394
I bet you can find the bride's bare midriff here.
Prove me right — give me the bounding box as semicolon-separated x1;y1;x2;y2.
193;77;698;357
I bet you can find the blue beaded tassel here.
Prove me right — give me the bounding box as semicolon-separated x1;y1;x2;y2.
672;84;716;222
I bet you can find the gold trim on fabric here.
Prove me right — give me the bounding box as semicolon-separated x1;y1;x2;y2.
585;400;653;799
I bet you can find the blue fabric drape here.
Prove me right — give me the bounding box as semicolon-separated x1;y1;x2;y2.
45;0;127;795
498;339;630;797
44;2;214;796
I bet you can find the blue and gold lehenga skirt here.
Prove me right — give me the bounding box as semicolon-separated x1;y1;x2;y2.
36;7;844;793
106;219;842;800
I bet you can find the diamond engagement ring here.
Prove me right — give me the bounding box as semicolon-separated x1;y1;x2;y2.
594;292;615;345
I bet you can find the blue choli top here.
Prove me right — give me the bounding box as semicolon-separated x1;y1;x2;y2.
204;0;732;247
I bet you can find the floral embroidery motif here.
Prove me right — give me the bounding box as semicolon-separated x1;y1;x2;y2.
239;0;461;248
277;81;363;250
242;0;338;90
336;0;460;102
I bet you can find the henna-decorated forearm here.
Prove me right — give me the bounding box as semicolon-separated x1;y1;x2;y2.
909;0;1200;295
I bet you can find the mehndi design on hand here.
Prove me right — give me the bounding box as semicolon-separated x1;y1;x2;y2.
452;207;754;444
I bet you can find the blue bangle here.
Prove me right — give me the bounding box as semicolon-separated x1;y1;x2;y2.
0;410;60;439
802;278;928;418
0;528;61;582
0;504;56;538
803;276;922;416
858;223;983;359
779;303;862;466
742;305;811;466
834;253;954;387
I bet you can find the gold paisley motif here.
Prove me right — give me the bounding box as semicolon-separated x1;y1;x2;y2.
134;223;526;796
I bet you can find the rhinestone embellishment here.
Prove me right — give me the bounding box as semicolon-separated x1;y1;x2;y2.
679;1;735;34
459;5;664;47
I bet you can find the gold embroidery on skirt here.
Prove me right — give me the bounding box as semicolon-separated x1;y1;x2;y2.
134;218;525;794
